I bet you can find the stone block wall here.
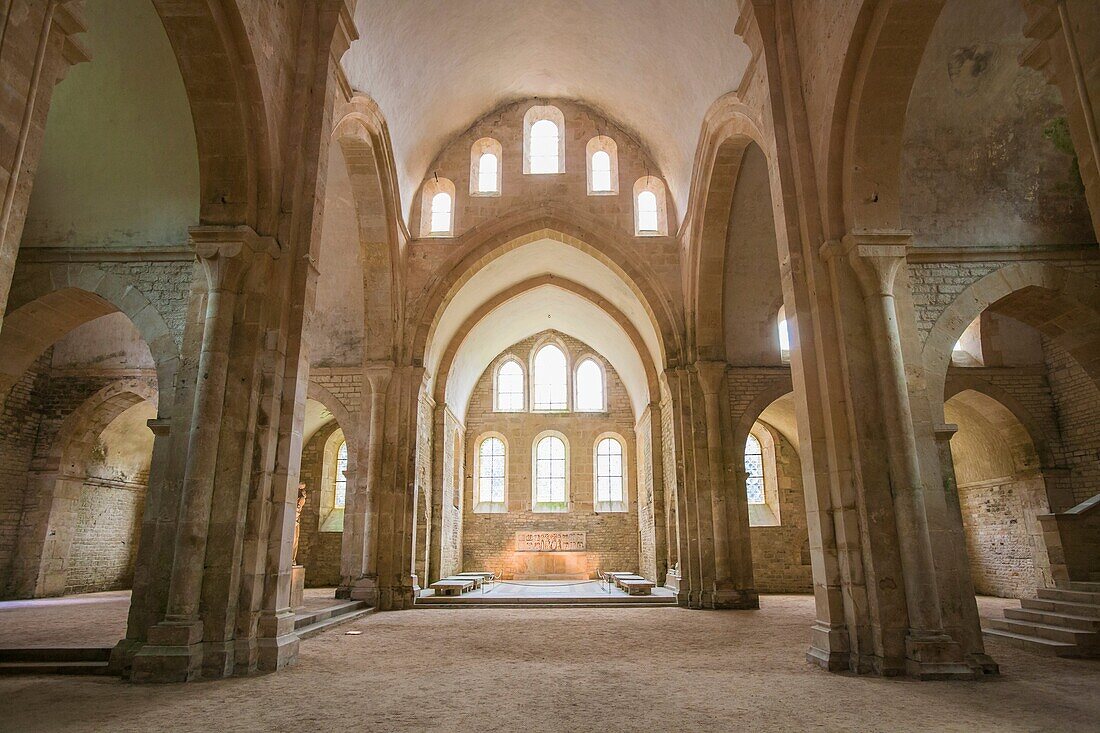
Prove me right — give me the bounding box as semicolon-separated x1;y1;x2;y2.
748;430;813;593
957;475;1050;597
64;477;146;594
461;332;641;578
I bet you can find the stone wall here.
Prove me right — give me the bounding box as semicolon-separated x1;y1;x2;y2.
461;332;641;578
957;475;1049;598
749;430;813;593
1044;339;1100;506
0;353;51;594
64;477;146;594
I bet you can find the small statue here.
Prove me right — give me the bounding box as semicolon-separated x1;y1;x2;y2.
292;482;308;564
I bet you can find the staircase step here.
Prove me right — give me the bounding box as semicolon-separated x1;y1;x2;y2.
0;660;110;676
1021;597;1100;618
1005;607;1100;631
0;647;111;663
1038;587;1100;606
984;617;1098;645
1058;580;1100;593
294;600;367;630
296;607;375;640
981;627;1078;657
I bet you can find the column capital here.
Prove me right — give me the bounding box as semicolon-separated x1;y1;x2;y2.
363;361;395;394
693;360;728;396
189;225;275;293
933;422;959;444
146;417;172;437
839;229;912;298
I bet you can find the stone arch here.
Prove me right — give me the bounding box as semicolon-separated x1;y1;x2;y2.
831;0;947;234
412;212;682;369
0;265;180;409
432;275;660;412
307;381;356;448
332;99;405;363
685;97;772;361
922;262;1100;414
12;378;158;598
943;387;1053;595
943;373;1057;474
151;0;275;229
731;384;799;519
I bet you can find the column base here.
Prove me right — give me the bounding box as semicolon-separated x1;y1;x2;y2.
347;575;380;605
712;587;759;609
966;652;1000;676
109;637;142;678
202;639;235;679
806;622;851;672
130;619;204;683
904;634;976;680
257;608;299;673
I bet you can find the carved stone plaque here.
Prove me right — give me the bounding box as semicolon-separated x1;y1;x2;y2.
515;531;586;552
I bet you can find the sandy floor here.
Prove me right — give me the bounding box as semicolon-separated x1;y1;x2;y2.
1;594;1098;732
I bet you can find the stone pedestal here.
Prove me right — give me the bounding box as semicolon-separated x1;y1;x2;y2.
290;565;305;612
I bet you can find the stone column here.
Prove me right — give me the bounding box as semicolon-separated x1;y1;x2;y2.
933;423;999;674
0;2;88;326
132;228;258;682
343;363;393;603
842;230;972;678
695;360;757;608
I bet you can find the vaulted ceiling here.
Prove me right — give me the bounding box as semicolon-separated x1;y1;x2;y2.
344;0;750;220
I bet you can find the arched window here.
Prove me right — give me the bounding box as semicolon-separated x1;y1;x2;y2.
746;426;781;527
475;435;506;512
591;152;612;190
574;357;604;412
495;359;524;412
319;427;348;532
430;192;452;233
533;434;568;511
633;177;669;236
532;343;568;410
469;137;503;196
586;136;618;194
777;305;791;363
594;436;626;512
530;120;559;174
524;105;565;175
637;191;658;232
334;440;348;508
745;433;765;505
478;153;499;193
419;176;455;237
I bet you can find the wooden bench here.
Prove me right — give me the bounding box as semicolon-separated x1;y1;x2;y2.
430;578;475;596
618;578;655;596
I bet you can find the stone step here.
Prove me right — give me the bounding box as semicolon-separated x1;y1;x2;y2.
984;617;1098;645
0;646;112;663
0;660;110;675
296;606;375;640
1005;607;1100;631
293;600;368;630
981;627;1078;657
1057;579;1100;592
1038;587;1100;606
1021;597;1100;619
415;597;678;608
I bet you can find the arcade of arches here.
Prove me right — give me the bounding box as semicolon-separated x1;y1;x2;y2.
1;0;1099;722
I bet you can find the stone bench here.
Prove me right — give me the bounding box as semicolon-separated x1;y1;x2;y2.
430;578;475;596
618;579;655;596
